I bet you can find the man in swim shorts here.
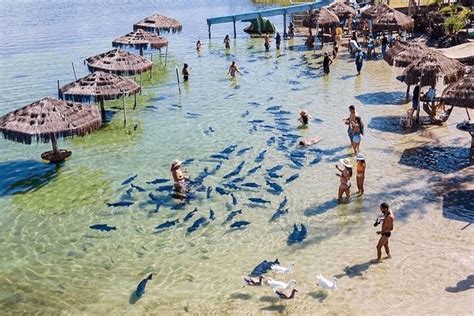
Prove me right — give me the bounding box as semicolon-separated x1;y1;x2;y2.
374;202;394;262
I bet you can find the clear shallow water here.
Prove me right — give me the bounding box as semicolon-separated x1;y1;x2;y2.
0;0;472;314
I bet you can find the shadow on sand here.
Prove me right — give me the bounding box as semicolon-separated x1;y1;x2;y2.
334;260;379;279
446;275;474;293
307;290;329;302
399;146;470;174
259;295;286;312
355;91;407;105
368;115;430;135
442;190;474;223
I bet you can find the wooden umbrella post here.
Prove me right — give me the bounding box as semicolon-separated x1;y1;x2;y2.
100;98;106;123
71;62;77;80
175;66;181;94
51;133;59;155
123;95;127;127
139;46;144;57
164;45;169;68
133;93;137;110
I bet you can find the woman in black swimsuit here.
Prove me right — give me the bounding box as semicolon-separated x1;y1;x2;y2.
182;63;190;81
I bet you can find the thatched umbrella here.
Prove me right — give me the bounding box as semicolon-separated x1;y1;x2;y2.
402;50;466;88
112;29;168;56
85;49;153;76
384;41;431;67
328;1;356;19
361;3;391;19
133;14;182;34
59;71;141;125
303;8;340;29
372;8;414;32
0;97;101;162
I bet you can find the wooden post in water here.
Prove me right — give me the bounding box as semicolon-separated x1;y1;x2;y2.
233;17;236;39
71;62;77;80
175;66;181;94
208;24;211;39
164;45;168;68
57;80;60;99
123;95;127;127
133;93;137;110
99;98;106;123
283;12;287;38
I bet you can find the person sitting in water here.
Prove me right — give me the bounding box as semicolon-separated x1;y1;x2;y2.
170;160;186;193
227;61;242;77
182;63;190;81
196;40;202;51
299;136;322;147
298;110;312;125
224;35;231;49
336;158;352;203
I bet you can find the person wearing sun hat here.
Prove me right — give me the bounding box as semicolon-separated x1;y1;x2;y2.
335;158;353;203
356;153;366;194
170;159;186;193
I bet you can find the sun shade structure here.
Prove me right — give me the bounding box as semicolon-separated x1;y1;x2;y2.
361;3;391;19
0;97;101;162
112;29;168;56
328;1;356;19
440;73;474;109
133;14;183;34
85;49;153;76
303;8;340;29
59;71;141;124
401;51;466;88
384;41;430;67
372;8;414;32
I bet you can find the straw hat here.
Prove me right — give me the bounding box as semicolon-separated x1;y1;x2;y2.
356;153;365;161
340;158;352;168
171;159;182;168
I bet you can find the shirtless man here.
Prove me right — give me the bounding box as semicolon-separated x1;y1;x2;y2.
344;105;358;143
227;61;242;77
374;202;394;262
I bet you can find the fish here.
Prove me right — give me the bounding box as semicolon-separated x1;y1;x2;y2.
290;150;306;158
210;154;229;160
231;177;245;183
185;112;202;117
157;185;174;192
267;172;283;179
206;187;212;199
241;182;261;189
223;161;245;179
135;273;152;298
270;208;289;221
225;93;235;99
267;165;284;173
266;180;283;194
241;110;250;118
236;147;253;156
248;101;260;107
277;144;289;152
209;209;216;221
283;133;301;140
147;178;169;185
195;185;207;192
106;201;134;207
223;182;239;190
89;224;116;232
250;258;280;277
230;221;250;228
262;124;274;130
287;224;307;245
131;183;146;192
220;145;237;155
266;105;282;111
122;175;137;185
230;193;238;206
290;158;304;168
225;209;242;222
247;165;262;175
309;156;322;165
255;150;267;163
278;196;288;210
215;187;229;195
183;208;198;222
187;217;208;233
155;219;180;230
181;158;195;166
285;174;299;184
248;119;264;124
266;136;276;145
248;197;271;204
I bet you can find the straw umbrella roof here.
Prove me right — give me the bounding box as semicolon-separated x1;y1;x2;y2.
440;73;474;109
373;8;414;32
303;8;340;29
112;29;168;50
0;97;101;145
328;1;356;19
133;14;183;34
402;51;466;87
384;41;431;67
361;3;391;19
59;71;141;102
85;49;153;76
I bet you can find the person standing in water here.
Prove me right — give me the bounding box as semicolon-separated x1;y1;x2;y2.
356;153;366;194
288;22;295;38
170;160;186;194
227;61;242;77
264;33;270;51
182;63;190;81
298;110;311;126
355;50;364;75
224;35;230;49
332;40;339;58
336;158;352;203
275;32;281;50
196;40;202;51
323;52;333;75
374;202;394;263
344;105;358;143
350;116;363;154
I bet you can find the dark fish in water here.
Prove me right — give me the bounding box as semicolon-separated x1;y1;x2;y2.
131;183;146;192
277;144;289;152
241;110;250;118
146;105;158;110
248;197;271;204
230;221;250;228
262;124;274;130
136;273;152;298
236;147;253;156
182;158;195;166
225;209;242;222
283;133;301;140
270;207;289;221
195;185;206;192
287;224;307;245
210;153;229;160
266;105;282;111
185;112;201;117
252;125;258;132
187;217;208;233
267;96;274;101
122;175;137;185
147;178;169;185
250;258;280;277
183;208;198;222
278;196;288;210
309;155;322;165
156;219;179;230
209;209;216;221
266;180;283;194
231;177;245;183
223;182;239;190
230;193;238;206
268;172;282;179
241;182;261;189
106;201;134;207
286;174;299;184
248;119;264;124
157;185;174;192
266;136;276;145
255;150;267;163
225;93;234;99
223;161;245;179
267;165;284;173
89;224;116;232
247;165;262;175
290;158;304;168
206;187;212;199
215;187;229;195
220;145;237;155
290;150;306;158
248;101;260;107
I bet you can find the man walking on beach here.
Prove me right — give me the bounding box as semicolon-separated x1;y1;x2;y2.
374;202;394;263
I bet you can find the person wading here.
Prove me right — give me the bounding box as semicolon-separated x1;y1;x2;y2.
373;202;394;263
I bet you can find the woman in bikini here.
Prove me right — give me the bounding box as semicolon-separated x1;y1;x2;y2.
350;116;363;154
336;158;352;203
356;153;366;194
182;63;190;81
224;35;231;49
227;61;241;77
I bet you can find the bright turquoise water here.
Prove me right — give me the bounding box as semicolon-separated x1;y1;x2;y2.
0;0;471;314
